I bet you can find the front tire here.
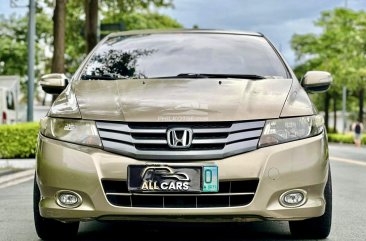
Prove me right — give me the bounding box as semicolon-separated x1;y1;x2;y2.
33;175;79;240
289;168;332;239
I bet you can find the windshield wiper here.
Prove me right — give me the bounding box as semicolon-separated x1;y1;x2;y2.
151;73;266;79
81;74;149;80
81;74;122;80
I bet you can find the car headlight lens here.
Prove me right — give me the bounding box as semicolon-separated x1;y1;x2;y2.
40;117;102;147
258;115;324;147
49;84;81;118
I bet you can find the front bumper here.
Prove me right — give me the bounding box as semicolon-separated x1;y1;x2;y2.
36;133;329;222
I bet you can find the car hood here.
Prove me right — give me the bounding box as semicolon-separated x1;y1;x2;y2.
73;78;293;122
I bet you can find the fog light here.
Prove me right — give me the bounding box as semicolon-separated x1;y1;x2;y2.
280;189;307;207
56;191;82;208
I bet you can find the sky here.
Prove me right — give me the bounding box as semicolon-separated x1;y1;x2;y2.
158;0;366;66
1;0;365;67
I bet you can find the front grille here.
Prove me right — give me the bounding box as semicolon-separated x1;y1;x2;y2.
96;120;265;160
102;179;259;208
134;143;226;151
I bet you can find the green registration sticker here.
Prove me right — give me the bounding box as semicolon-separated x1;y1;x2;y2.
202;166;218;192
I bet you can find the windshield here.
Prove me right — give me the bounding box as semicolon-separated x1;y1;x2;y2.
81;33;289;79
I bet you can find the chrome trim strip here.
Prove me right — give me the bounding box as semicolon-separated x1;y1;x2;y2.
106;192;255;196
96;122;166;133
102;139;258;160
192;129;262;144
99;130;167;144
193;121;265;133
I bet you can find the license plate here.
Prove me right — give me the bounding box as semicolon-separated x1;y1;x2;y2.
128;165;218;193
202;166;219;192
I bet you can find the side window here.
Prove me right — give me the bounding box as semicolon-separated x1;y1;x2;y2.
6;91;15;110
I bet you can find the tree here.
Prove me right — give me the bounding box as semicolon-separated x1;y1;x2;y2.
64;0;180;73
0;0;181;102
52;0;67;73
83;0;173;53
43;0;178;73
103;12;182;31
85;0;98;53
291;8;366;129
0;11;53;102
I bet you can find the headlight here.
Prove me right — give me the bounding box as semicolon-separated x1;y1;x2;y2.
40;117;102;147
258;115;324;147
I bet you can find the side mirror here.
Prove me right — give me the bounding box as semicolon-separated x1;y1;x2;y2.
302;71;332;93
39;73;68;94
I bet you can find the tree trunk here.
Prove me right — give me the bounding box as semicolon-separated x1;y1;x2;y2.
359;88;364;123
324;92;330;132
51;0;67;103
85;0;98;53
333;94;337;133
52;0;67;73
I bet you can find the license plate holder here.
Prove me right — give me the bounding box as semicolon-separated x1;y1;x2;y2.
128;165;218;193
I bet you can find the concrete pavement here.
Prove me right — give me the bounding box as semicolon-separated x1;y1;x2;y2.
0;159;35;189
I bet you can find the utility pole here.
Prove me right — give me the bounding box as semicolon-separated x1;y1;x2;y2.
27;0;36;121
342;86;347;133
342;0;348;133
10;0;35;122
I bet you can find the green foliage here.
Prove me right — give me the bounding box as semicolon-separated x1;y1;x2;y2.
327;127;337;134
0;10;53;102
0;15;28;76
0;0;181;91
291;8;366;123
64;0;87;74
328;133;366;144
0;122;39;159
0;10;53;75
291;8;366;90
103;0;173;13
108;12;182;30
59;0;180;74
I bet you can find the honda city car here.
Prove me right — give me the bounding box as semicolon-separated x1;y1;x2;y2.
34;29;332;240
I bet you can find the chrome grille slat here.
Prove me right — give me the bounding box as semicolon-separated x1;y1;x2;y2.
192;121;265;134
106;192;255;197
102;139;259;160
97;122;167;134
99;130;167;144
192;129;262;144
96;121;265;160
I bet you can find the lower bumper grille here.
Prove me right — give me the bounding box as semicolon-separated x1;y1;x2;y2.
102;179;259;208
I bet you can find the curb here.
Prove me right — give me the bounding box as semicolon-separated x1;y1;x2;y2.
0;159;36;169
0;169;34;189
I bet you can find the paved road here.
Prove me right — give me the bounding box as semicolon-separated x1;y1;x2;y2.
1;144;366;241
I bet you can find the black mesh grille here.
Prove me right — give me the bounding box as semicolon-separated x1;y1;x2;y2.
102;179;259;208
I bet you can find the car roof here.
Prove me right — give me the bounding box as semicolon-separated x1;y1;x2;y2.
106;29;263;39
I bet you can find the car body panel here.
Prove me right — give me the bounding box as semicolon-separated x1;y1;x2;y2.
105;29;263;38
36;132;328;222
74;78;293;122
280;79;316;117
